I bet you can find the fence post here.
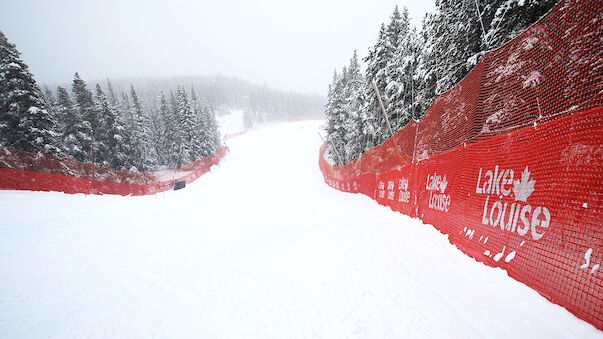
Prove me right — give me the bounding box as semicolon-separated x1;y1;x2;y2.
373;80;393;138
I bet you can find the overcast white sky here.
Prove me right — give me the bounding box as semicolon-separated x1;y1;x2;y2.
2;0;435;95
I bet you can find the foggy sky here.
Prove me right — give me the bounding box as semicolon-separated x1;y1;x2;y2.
2;0;435;95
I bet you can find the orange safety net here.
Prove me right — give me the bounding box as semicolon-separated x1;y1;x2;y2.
0;147;228;196
319;0;602;329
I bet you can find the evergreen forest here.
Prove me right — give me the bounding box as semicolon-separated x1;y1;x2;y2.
324;0;558;165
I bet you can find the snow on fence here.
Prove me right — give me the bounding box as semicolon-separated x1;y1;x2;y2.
319;0;602;329
0;146;228;196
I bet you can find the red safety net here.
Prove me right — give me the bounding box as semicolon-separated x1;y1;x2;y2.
0;146;228;196
319;0;602;329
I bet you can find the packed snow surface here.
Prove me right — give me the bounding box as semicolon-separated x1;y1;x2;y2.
0;121;599;338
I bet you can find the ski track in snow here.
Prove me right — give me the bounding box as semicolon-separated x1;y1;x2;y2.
0;121;599;338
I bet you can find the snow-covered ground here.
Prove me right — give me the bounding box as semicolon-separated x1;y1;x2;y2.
218;109;245;139
0;121;599;338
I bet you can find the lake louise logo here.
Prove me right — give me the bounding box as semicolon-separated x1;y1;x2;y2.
426;173;450;212
476;166;550;240
398;178;410;203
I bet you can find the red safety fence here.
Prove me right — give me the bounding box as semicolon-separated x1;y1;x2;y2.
0;146;228;196
319;0;602;329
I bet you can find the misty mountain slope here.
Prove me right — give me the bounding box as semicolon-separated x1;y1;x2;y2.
0;120;598;338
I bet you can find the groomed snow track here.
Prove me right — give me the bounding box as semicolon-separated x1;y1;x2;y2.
0;121;599;338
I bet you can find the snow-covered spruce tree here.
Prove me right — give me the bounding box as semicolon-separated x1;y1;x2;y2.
413;0;555;118
388;25;422;129
0;31;62;155
114;92;137;170
414;13;439;119
174;86;199;164
105;80;119;107
191;88;221;157
167;90;190;167
323;70;337;162
203;104;221;153
243;110;254;129
384;6;416;133
56;86;85;161
40;86;66;156
158;91;183;168
94;84;130;169
433;1;483;94
148;103;166;168
324;69;348;165
129;85;157;171
169;89;189;166
362;23;392;148
254;110;264;124
386;6;406;60
42;86;58;128
413;1;484;114
486;0;558;49
71;73;104;164
189;87;209;158
342;51;366;163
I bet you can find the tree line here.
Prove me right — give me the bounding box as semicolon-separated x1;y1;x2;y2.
98;75;324;125
1;30;217;171
324;0;558;166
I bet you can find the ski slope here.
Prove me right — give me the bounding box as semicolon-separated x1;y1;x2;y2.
0;121;599;338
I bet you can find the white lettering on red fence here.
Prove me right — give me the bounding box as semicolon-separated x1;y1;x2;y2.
426;173;450;212
387;180;395;200
476;166;550;240
378;181;386;198
398;178;410;203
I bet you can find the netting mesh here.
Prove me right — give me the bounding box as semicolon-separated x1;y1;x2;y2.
0;146;228;195
319;0;602;329
414;0;603;160
474;0;602;142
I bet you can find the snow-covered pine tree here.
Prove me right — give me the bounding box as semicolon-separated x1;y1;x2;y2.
129;85;157;170
0;31;62;155
94;84;130;169
71;73;104;164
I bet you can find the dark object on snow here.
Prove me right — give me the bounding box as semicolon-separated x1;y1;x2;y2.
174;181;186;190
